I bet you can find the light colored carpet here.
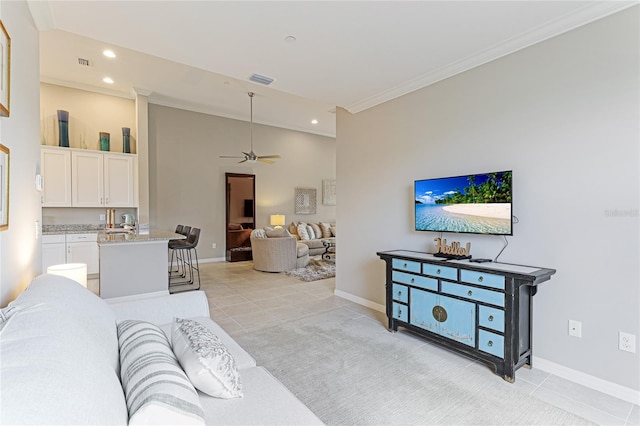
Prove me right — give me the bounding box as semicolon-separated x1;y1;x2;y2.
285;258;336;282
235;310;593;425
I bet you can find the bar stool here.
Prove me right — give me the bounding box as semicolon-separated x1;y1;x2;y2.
169;227;201;291
169;225;191;278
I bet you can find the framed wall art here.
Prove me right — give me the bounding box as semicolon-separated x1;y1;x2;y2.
322;179;336;206
0;144;9;231
295;187;316;215
0;21;10;117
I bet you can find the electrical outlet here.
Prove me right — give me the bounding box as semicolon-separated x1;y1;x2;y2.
568;320;582;338
619;332;636;353
212;243;216;249
99;214;106;221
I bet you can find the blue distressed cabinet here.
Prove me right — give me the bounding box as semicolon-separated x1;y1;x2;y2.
377;250;555;382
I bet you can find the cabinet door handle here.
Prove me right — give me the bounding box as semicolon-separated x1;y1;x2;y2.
467;290;473;296
488;340;493;347
397;290;402;297
478;276;484;283
403;263;408;268
397;309;402;316
410;278;415;283
488;315;494;322
436;269;441;274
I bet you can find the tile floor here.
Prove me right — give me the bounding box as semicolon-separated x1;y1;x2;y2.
183;260;639;426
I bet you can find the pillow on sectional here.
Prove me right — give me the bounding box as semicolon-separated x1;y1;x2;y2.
320;223;332;238
171;318;243;399
118;320;205;426
289;222;300;239
330;225;336;237
310;223;322;240
251;229;267;238
297;223;310;240
306;225;316;240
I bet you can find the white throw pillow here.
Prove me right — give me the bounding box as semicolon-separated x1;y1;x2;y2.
251;229;267;238
297;223;310;240
306;225;316;240
118;320;205;426
171;318;243;399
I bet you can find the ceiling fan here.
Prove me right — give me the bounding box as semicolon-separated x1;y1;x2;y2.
220;92;281;164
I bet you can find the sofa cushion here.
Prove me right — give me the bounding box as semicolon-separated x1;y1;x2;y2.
296;243;310;257
172;318;243;399
310;223;322;240
118;320;205;425
250;228;267;238
0;275;128;425
198;367;323;425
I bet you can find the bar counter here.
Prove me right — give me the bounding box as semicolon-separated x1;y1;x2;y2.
97;229;185;300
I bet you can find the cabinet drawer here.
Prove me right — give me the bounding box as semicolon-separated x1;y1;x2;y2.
392;271;437;291
42;234;65;244
478;329;504;358
441;282;504;307
392;302;408;323
478;305;504;333
460;270;505;290
422;263;457;281
392;284;409;303
392;258;420;273
66;233;97;242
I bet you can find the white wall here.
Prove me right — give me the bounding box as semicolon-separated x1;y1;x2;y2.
148;104;335;260
0;1;42;306
336;8;639;391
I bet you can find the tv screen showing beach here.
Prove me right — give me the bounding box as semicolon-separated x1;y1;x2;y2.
414;171;513;235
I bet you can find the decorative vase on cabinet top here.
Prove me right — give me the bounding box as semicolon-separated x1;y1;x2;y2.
99;132;110;152
57;110;69;148
122;127;131;153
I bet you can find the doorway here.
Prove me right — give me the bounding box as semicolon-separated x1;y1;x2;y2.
225;173;255;262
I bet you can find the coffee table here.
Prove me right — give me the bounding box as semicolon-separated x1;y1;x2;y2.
321;238;336;261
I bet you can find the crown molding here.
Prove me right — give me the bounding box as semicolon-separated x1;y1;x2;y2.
345;2;639;114
27;0;55;31
40;76;135;100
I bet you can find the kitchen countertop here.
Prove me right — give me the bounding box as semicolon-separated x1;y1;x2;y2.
43;224;104;235
97;229;185;245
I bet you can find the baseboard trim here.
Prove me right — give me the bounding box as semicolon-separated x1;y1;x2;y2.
334;289;386;314
534;357;639;405
103;290;169;304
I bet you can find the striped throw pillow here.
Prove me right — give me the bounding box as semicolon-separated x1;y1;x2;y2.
172;318;243;398
117;320;205;426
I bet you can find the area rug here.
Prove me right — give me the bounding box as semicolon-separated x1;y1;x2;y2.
285;258;335;282
235;311;593;426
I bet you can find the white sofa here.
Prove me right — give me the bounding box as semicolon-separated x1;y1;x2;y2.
0;274;322;425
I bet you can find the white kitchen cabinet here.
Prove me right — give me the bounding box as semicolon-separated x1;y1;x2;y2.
104;154;134;207
42;233;99;276
41;147;72;207
42;234;67;271
66;233;100;274
71;151;104;207
71;151;134;207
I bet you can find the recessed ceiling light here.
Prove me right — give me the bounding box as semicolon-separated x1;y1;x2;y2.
311;119;318;125
103;49;116;58
285;35;296;43
102;77;114;84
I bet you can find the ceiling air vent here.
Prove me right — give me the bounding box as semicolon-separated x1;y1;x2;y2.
249;73;274;86
77;58;91;67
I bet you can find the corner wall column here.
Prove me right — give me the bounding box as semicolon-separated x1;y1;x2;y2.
133;88;151;227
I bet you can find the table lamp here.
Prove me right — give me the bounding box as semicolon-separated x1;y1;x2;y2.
47;263;88;288
270;214;285;229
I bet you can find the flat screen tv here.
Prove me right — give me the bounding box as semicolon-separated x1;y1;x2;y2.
414;170;513;235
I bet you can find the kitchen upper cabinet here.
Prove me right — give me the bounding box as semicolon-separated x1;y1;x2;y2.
41;147;72;206
43;147;135;207
104;154;134;207
72;151;104;207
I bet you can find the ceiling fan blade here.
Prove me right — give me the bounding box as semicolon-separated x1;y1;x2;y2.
238;159;248;164
220;155;245;159
257;155;281;159
258;158;275;164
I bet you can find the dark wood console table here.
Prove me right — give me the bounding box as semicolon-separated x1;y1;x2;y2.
377;250;555;382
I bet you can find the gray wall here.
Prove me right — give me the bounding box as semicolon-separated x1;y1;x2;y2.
148;104;335;259
336;8;639;390
0;1;42;306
